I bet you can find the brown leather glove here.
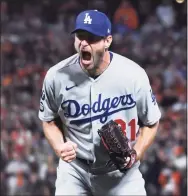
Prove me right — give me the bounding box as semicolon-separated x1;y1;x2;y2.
98;120;137;172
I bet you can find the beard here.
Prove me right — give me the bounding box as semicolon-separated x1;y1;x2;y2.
92;48;106;70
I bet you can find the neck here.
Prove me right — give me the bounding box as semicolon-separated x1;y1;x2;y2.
88;51;111;78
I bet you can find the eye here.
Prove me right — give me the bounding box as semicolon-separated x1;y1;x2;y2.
87;35;104;43
76;33;85;40
76;32;104;43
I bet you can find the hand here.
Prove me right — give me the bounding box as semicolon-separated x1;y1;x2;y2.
55;141;78;163
124;157;130;167
124;150;137;169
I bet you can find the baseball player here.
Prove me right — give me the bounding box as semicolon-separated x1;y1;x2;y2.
38;10;161;196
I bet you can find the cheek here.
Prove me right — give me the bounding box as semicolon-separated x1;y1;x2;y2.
92;43;105;53
94;45;105;56
74;40;80;52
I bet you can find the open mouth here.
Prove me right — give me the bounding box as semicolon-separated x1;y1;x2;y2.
81;51;92;61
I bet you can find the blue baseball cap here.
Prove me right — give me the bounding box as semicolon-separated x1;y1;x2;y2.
71;10;112;37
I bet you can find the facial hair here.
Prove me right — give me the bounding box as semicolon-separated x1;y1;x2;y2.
92;47;106;70
75;41;107;76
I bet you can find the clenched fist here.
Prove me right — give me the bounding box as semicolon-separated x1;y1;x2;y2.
54;141;78;163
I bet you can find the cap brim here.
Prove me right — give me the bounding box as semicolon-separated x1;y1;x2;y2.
71;28;104;37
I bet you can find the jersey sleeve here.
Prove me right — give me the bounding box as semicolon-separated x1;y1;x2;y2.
38;70;59;121
135;69;161;126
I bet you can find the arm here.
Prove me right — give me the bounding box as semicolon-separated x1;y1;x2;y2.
42;120;77;161
133;121;159;161
42;120;65;157
134;69;161;162
39;70;77;162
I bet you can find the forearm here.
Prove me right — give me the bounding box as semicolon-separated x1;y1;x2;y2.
133;121;159;161
42;120;65;151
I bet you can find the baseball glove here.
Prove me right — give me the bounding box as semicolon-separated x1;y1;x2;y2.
98;120;137;172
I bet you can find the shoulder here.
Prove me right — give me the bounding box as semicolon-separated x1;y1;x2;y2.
111;52;147;78
45;53;79;80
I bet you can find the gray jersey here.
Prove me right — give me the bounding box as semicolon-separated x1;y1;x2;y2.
38;52;161;167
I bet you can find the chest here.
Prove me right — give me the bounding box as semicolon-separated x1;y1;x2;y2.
58;73;136;125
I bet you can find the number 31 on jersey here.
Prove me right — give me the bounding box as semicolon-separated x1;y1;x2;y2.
114;119;136;141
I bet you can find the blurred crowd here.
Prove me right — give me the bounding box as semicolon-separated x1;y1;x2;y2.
1;0;187;196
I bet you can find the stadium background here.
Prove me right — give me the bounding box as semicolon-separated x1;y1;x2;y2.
1;0;187;195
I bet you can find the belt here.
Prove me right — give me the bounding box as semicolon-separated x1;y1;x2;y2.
76;157;119;175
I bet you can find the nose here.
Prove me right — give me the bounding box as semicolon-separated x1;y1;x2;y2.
80;40;89;47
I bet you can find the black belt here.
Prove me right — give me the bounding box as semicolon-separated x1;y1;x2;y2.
76;157;119;175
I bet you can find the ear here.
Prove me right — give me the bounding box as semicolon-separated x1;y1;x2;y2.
105;35;113;49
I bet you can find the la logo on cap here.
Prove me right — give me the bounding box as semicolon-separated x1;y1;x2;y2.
84;13;92;24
